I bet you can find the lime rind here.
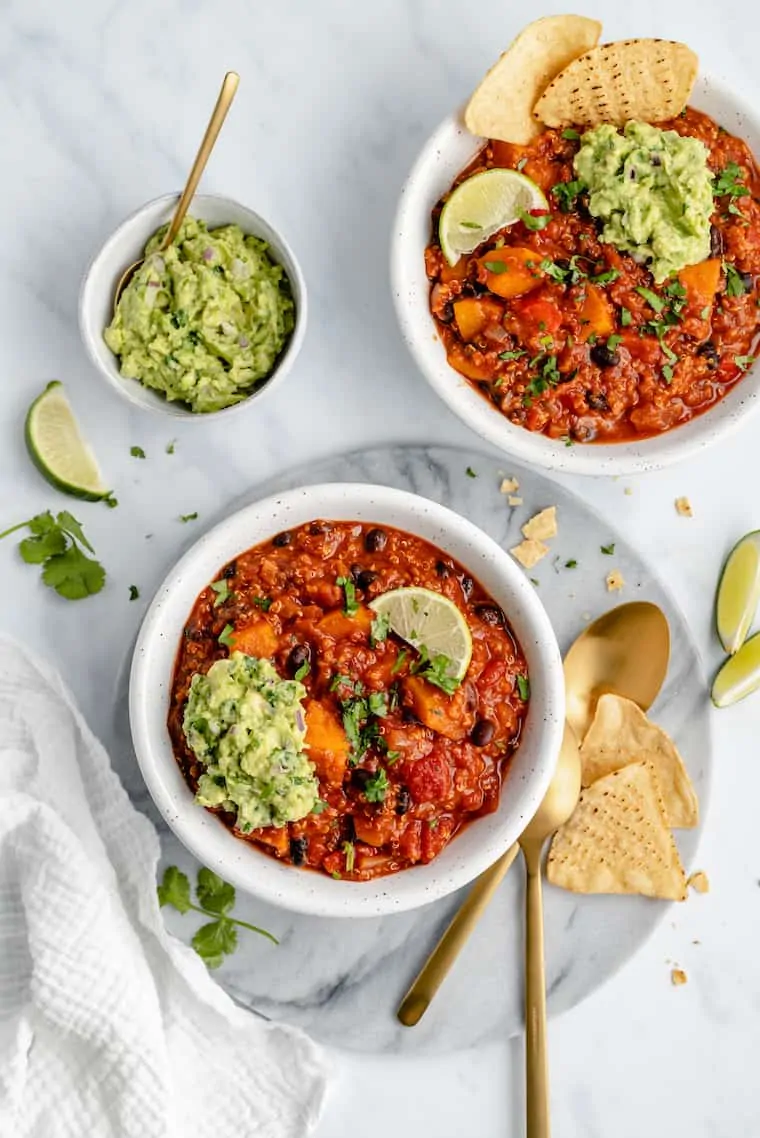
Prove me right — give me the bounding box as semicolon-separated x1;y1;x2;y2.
25;381;108;502
439;168;548;266
715;529;760;655
369;585;472;681
712;631;760;708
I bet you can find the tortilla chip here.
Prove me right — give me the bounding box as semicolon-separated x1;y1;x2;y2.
675;496;693;517
671;968;688;986
687;870;709;894
606;569;624;592
465;15;602;145
546;761;687;901
534;39;698;128
500;477;520;494
522;506;557;541
580;693;698;828
510;538;549;568
508;495;523;506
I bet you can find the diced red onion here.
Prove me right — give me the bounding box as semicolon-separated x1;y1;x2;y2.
238;335;249;348
203;247;215;262
146;280;160;288
296;709;305;732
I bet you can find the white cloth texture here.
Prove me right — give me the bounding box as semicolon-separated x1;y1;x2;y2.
0;637;328;1138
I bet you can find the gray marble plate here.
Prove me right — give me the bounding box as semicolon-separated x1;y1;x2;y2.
113;445;711;1056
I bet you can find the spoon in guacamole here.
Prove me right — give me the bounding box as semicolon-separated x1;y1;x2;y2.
113;70;239;312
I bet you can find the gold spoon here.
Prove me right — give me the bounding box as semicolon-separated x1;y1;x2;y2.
396;600;670;1029
113;71;240;312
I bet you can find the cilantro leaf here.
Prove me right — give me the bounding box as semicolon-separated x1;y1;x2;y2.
724;262;748;297
56;510;95;553
735;354;756;371
417;651;459;695
621;307;632;327
713;162;750;199
294;661;310;681
364;769;389;803
484;260;509;274
565;559;578;569
196;867;235;916
368;691;389;717
592;269;620;286
157;865;192;913
336;575;359;616
130;446;146;459
370;611;391;647
210;579;231;607
180;512;198;523
192;919;237;969
391;649;408;675
635;287;665;312
519;209;551;231
166;440;176;455
19;526;66;563
552;179;583;212
219;624;235;648
561;128;581;141
129;585;140;601
517;675;530;700
343;842;356;873
601;543;615;555
466;466;477;478
252;595;272;612
41;546;106;599
498;348;527;361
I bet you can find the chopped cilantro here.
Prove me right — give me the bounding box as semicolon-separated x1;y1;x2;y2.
336;575;359;616
166;440;176;455
561;128;581;141
519;209;551;231
312;800;328;815
210;579;231;607
724;262;748;297
551;179;583;212
130;446;146;459
735;355;756;371
484;260;509;274
180;512;198;523
294;661;310;682
662;364;674;383
364;769;389;803
343;842;355;873
713;161;750;199
600;543;615;555
414;649;459;695
517;675;530;700
368;691;389;718
607;334;623;351
565;559;578;569
620;307;632;327
391;649;408;675
466;466;477;478
370;611;391;647
129;584;139;600
593;269;620;286
635;287;665;312
252;595;272;611
218;624;235;648
498;348;527;361
700;305;712;320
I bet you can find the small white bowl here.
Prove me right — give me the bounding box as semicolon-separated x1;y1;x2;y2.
79;193;307;419
391;74;760;476
129;482;565;918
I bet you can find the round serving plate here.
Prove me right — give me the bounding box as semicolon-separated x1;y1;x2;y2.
113;444;711;1056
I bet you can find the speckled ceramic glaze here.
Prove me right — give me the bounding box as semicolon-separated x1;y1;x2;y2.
391;75;760;475
129;481;565;918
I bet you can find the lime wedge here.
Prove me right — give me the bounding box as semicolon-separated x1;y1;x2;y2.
369;586;472;681
439;168;549;266
712;631;760;707
25;381;108;501
715;530;760;654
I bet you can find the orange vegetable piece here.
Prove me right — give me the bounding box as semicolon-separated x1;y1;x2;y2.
403;675;475;742
478;246;544;299
229;619;278;658
579;284;615;341
678;259;721;313
353;813;396;847
440;257;469;284
250;826;289;856
446;347;492;381
317;606;373;639
453;296;505;341
305;700;350;787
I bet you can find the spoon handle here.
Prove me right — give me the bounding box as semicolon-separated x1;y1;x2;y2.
524;847;550;1138
162;71;240;249
396;842;519;1026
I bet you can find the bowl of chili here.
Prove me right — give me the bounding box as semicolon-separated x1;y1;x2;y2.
391;74;760;475
129;482;564;917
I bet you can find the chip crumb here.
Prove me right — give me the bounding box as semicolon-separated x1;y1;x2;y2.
687;870;709;894
606;569;625;592
582;611;591;621
624;486;633;496
671;968;688;986
508;495;523;506
692;939;701;945
500;477;520;494
510;538;550;569
522;506;558;541
675;496;693;518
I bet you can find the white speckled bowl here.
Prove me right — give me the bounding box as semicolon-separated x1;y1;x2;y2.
129;483;564;918
391;74;760;475
79;193;307;419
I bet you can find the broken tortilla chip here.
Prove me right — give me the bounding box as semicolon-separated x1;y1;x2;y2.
675;496;693;517
500;477;520;494
580;693;698;828
671;968;688;986
522;506;557;541
465;15;602;145
534;39;698;129
546;761;688;901
687;870;709;894
606;569;625;592
510;538;549;568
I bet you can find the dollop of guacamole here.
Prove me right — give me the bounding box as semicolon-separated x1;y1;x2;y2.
183;653;318;831
104;218;295;413
574;122;713;282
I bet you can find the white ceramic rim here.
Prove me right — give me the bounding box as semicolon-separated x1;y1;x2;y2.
391;73;760;475
78;192;308;420
129;482;565;918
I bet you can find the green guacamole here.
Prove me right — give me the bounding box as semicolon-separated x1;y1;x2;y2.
104;218;295;413
574;122;713;282
183;653;318;831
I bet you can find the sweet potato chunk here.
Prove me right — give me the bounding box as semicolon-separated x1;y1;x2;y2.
579;284;614;341
317;606;373;639
403;675;474;741
477;246;544;298
453;296;505;341
447;347;492;380
678;258;721;312
229;619;278;658
305;700;350;786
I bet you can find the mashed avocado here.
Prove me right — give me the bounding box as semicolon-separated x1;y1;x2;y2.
104;218;294;413
183;653;318;831
574;122;713;282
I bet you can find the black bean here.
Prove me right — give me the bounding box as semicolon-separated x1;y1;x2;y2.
439;301;455;324
590;344;620;368
470;718;496;747
396;787;411;816
651;153;662;167
436;560;452;578
342;816;357;842
272;531;292;547
350;562;364;582
460;575;474;602
474;603;506;628
286;643;311;676
350;769;372;791
309;521;331;535
697;341;719;369
401;706;421;725
221;560;237;579
365;527;388;552
585;390;610;412
741;271;754;292
290;837;308;866
709;224;724;259
357;569;378;591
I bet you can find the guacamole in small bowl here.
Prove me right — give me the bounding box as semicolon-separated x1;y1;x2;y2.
104;218;295;413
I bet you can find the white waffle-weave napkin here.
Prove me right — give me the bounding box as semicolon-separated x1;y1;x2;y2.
0;637;328;1137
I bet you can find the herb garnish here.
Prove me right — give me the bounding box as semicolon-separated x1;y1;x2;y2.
210;579;231;607
735;355;756;371
130;446;146;459
412;647;459;695
180;512;198;523
592;269;620;286
391;649;409;675
218;624;235;648
551;179;583;212
519;209;551;231
724;262;748;297
565;560;578;569
498;348;527;361
364;769;389;803
460;220;482;229
601;543;615;555
635;286;665;312
341;691;387;763
251;595;272;612
466;466;478;478
166;440;176;455
336;575;359;616
621;307;632;327
343;842;356;873
561;128;581;141
158;865;276;969
294;661;310;682
517;675;530;700
129;584;140;600
713;162;749;200
370;611;391;646
0;510;106;600
484;260;510;274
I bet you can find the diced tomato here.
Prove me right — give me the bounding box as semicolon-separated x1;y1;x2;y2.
404;752;452;805
512;293;562;333
398;820;423;863
618;331;662;364
421;815;456;862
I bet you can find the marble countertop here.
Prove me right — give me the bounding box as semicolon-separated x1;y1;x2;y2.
2;0;759;1134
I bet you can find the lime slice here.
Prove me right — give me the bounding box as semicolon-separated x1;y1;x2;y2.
369;586;472;681
25;381;108;501
712;631;760;707
439;168;549;266
715;530;760;654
